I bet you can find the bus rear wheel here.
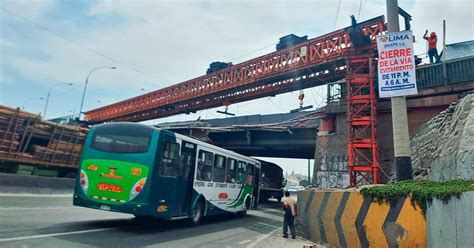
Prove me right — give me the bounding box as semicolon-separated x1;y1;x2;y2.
188;200;204;226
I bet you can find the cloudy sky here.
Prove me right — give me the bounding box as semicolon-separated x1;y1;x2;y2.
1;0;473;176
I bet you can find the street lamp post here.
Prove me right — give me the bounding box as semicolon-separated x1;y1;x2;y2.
79;66;116;120
21;97;44;110
43;82;73;119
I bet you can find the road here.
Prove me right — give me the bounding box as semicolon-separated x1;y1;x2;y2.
0;194;300;248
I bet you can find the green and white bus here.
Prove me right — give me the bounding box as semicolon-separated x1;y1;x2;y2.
73;122;260;225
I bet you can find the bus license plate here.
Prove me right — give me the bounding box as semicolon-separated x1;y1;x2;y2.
100;205;111;211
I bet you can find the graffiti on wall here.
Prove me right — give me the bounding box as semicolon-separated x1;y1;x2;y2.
316;153;349;188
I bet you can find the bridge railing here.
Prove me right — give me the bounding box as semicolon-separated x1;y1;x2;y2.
416;56;474;89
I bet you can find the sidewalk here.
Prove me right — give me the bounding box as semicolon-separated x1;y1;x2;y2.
248;228;326;248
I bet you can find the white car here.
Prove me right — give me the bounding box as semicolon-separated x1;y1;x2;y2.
286;186;304;192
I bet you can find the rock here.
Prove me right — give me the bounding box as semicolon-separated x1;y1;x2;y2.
411;94;473;181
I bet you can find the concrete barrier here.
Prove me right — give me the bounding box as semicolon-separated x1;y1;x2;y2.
0;173;74;194
296;190;426;248
426;191;473;248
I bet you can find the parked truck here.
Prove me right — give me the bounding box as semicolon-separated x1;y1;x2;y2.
257;159;285;203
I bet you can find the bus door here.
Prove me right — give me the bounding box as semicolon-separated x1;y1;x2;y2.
178;141;197;216
252;165;260;209
158;138;181;217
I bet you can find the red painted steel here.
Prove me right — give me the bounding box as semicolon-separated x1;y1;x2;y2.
85;16;386;123
346;52;380;187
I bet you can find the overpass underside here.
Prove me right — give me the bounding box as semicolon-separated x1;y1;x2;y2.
156;110;322;159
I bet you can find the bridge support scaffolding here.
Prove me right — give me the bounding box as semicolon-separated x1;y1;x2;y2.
346;52;380;187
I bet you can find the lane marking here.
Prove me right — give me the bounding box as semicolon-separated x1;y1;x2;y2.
238;239;253;245
246;227;282;248
0;194;72;197
247;211;281;221
257;222;280;229
254;234;266;239
0;227;117;242
259;208;282;214
0;207;74;210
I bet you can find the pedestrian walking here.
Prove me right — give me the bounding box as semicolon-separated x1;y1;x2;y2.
282;191;297;239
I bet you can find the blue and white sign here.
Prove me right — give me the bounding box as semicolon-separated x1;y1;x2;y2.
376;30;418;98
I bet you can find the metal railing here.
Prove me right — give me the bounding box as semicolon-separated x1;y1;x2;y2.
416;56;474;89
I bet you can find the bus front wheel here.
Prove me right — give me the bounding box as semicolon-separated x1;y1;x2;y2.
238;198;251;217
188;200;204;226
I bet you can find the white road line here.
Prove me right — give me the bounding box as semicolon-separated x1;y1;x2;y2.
257;222;280;229
246;227;282;248
0;194;72;197
0;227;117;242
254;234;266;239
0;206;74;210
238;239;253;245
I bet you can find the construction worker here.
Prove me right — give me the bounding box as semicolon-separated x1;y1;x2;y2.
282;191;297;239
424;30;441;64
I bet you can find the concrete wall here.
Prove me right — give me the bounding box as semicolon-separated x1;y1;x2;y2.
296;190;426;248
313;102;448;187
313;114;349;188
0;173;74;194
426;191;474;248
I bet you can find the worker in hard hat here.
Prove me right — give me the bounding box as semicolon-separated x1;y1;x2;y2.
423;30;441;64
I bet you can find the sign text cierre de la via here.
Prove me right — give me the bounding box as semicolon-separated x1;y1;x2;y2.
376;30;418;98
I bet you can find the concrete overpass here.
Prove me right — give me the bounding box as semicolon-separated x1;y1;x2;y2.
155;110;322;159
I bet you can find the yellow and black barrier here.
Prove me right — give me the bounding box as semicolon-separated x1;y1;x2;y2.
296;191;426;248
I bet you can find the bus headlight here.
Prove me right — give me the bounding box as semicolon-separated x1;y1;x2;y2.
80;170;89;193
129;178;146;200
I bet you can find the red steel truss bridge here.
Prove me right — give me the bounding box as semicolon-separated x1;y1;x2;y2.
85;16;386;124
85;16;387;186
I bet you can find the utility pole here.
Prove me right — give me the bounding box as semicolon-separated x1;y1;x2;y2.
307;159;311;185
442;20;447;84
386;0;413;180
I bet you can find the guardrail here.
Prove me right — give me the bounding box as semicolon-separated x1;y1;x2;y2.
416;56;474;89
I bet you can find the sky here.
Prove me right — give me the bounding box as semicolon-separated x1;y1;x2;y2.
1;0;473;176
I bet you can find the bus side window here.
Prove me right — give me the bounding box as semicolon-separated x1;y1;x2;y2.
161;142;180;177
226;158;237;183
197;150;213;181
213;155;226;182
246;163;254;186
237;161;247;184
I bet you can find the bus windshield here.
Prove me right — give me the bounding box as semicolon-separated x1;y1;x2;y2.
90;124;153;154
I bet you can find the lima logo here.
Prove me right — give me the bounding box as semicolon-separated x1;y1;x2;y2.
379;37;388;43
389;34;411;41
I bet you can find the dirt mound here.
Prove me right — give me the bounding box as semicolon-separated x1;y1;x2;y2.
411;93;473;180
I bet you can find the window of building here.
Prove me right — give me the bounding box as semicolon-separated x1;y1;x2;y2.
160;142;179;177
226;158;237;183
213;155;226;182
197;150;213;181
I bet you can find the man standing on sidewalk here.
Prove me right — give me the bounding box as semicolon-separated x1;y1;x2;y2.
282;191;297;239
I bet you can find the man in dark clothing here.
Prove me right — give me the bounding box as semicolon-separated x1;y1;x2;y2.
424;30;441;64
282;191;297;239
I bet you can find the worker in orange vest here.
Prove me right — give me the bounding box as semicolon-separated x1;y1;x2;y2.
424;30;441;64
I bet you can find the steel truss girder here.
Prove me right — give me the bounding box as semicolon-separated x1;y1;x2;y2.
85;16;386;123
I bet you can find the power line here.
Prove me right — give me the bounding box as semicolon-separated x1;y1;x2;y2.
357;0;364;20
228;43;277;62
333;0;342;30
0;7;169;83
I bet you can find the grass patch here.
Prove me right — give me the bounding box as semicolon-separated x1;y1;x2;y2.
360;180;474;216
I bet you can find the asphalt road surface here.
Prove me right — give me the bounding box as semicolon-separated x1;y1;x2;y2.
0;194;292;248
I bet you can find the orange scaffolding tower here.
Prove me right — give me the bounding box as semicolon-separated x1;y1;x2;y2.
346;52;380;187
